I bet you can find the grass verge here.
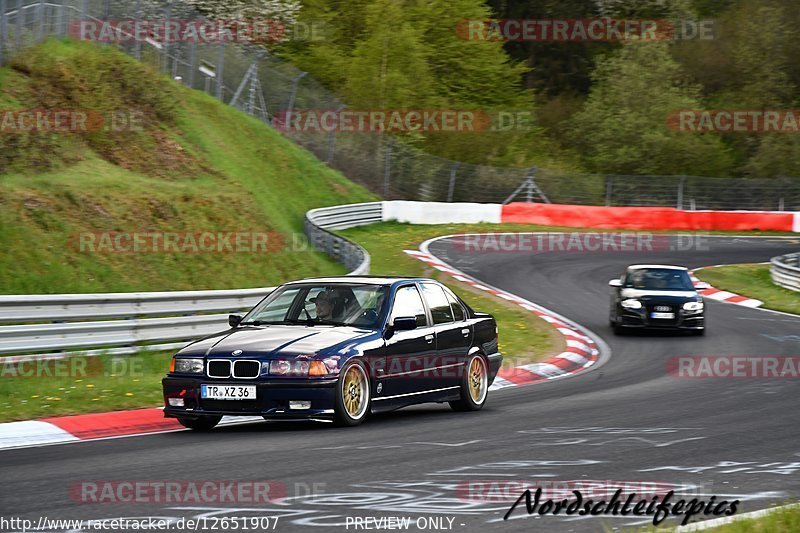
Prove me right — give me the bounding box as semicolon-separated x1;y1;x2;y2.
695;264;800;315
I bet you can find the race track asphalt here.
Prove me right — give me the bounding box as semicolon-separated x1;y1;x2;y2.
1;234;799;532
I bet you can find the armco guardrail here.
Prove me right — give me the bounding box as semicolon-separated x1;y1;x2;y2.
0;203;376;357
304;202;381;276
771;252;800;292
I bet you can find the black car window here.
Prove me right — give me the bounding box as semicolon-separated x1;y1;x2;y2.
421;283;454;325
625;269;694;291
442;287;466;321
391;285;428;327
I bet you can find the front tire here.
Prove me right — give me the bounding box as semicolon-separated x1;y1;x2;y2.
450;354;488;412
177;416;221;431
334;360;371;426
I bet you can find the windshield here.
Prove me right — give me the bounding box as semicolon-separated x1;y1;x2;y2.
240;283;388;328
624;269;695;291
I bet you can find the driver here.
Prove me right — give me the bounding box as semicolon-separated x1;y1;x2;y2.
309;290;336;320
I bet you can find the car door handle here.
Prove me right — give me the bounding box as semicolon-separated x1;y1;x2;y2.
425;334;434;343
461;328;470;337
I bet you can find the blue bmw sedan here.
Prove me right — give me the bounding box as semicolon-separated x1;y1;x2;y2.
163;277;502;429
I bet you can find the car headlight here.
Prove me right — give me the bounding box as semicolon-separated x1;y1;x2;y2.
270;359;310;376
269;359;328;377
683;301;704;312
172;358;204;373
621;299;642;310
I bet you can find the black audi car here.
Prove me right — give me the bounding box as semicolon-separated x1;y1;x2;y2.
608;265;708;335
163;277;502;429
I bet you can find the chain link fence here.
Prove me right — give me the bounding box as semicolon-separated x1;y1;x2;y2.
2;0;800;211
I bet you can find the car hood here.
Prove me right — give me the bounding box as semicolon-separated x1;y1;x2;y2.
178;325;373;358
620;288;699;301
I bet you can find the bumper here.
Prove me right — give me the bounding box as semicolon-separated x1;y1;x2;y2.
162;375;338;420
487;352;503;384
618;310;705;330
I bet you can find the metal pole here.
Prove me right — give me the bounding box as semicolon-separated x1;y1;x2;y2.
187;39;196;88
215;42;224;101
779;197;784;211
0;0;7;65
447;162;460;202
326;104;345;163
36;0;44;42
55;0;64;37
285;71;307;127
162;0;172;73
15;0;22;52
383;137;394;197
677;176;686;210
605;176;613;206
133;0;142;59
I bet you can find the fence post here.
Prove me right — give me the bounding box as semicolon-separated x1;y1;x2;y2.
447;162;460;202
285;71;307;126
36;0;44;42
215;42;224;101
55;0;64;37
383;137;394;198
0;0;6;65
15;0;22;52
677;175;686;210
161;0;172;73
326;104;345;163
132;0;142;59
604;176;613;206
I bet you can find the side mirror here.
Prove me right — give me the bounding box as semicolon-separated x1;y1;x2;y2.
229;314;243;328
392;316;418;331
608;279;622;288
695;281;711;290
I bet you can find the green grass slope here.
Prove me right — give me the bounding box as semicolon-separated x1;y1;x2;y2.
0;38;375;294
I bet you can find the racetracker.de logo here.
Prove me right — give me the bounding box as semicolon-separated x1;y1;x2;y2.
668;356;800;378
272;109;533;133
0;109;141;134
456;18;714;42
668;110;800;133
68;19;287;44
449;233;709;253
70;232;285;254
457;480;677;503
70;481;287;504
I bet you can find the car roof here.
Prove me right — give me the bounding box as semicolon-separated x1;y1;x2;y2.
627;264;688;271
287;276;434;286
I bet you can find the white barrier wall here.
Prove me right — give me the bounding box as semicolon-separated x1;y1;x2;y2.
382;201;502;225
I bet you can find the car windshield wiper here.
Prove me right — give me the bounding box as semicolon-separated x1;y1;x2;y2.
239;320;279;326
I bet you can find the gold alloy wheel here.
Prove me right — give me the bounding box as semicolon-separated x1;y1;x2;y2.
468;356;487;404
342;364;368;419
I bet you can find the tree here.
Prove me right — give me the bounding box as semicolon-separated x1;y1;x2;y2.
568;41;733;175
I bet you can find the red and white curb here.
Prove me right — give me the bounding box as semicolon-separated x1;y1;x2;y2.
689;266;763;308
0;408;264;450
405;246;604;391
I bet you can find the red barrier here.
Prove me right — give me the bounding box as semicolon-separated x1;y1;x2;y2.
501;203;797;232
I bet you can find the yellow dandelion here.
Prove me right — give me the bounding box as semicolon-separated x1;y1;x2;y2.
31;395;39;399
125;392;134;397
85;384;94;388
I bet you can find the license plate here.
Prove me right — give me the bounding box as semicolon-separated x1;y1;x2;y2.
651;312;675;319
201;384;256;400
